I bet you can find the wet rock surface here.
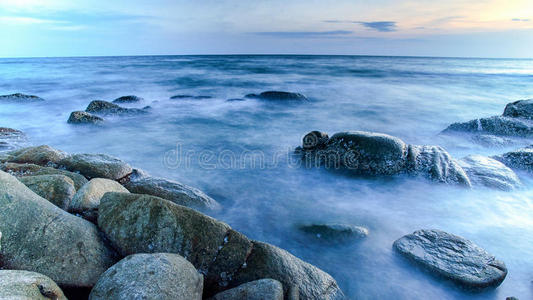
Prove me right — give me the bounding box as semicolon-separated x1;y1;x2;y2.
18;174;76;210
0;93;44;102
1;162;88;189
393;229;507;289
0;127;26;152
112;95;144;103
0;270;67;300
2;145;68;166
459;155;521;191
70;178;129;215
85;100;149;115
209;278;284;300
503;99;533;120
59;153;133;180
298;223;368;243
89;253;203;300
245;91;308;101
68;111;104;124
171;94;213;100
493;145;533;174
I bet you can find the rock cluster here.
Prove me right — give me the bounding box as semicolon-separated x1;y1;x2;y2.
67;97;149;124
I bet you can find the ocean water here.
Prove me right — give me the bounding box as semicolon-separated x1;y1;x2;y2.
1;55;532;299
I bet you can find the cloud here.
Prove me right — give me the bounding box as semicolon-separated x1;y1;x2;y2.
512;18;530;22
251;30;353;38
0;16;65;25
356;21;397;32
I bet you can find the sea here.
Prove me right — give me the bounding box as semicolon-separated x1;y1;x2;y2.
1;55;532;300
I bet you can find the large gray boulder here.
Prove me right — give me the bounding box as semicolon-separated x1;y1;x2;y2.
493;145;533;174
123;174;220;211
0;93;44;102
503;99;533;120
1;162;88;189
0;170;117;287
0;270;67;300
209;279;283;300
86;100;148;115
300;131;470;186
245;91;308;101
459;155;521;190
2;145;68;166
18;174;76;210
443;116;533;137
68;111;104;124
98;192;344;300
70;178;129;219
59;153;132;180
393;229;507;288
89;253;203;300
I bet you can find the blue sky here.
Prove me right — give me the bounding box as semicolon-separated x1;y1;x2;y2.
0;0;532;58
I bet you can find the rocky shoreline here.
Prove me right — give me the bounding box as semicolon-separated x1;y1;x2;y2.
1;93;530;299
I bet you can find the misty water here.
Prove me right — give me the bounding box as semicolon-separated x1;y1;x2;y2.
1;55;532;299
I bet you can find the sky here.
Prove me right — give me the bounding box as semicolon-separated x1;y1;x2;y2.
0;0;532;58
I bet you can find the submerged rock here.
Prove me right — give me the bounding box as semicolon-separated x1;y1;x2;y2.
85;100;148;115
443;116;533;137
503;99;533;120
170;95;213;100
89;253;203;300
0;127;26;152
0;93;44;102
459;155;521;191
245;91;308;101
18;174;76;210
70;178;129;218
1;162;88;189
0;170;117;287
493;145;533;174
2;145;68;166
59;153;133;180
393;229;507;288
300;130;470;186
209;279;283;300
112;95;144;103
123;175;220;211
98;192;345;299
68;111;104;124
470;134;514;148
298;223;368;242
0;270;67;300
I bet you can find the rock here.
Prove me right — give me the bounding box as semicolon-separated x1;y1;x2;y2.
209;279;283;300
68;111;104;124
503;99;533;120
171;95;213;100
59;153;133;180
0;270;67;300
0;170;117;287
2;145;68;166
405;145;471;186
123;175;220;211
493;145;533;174
302;131;329;150
233;241;345;300
245;91;308;101
393;229;507;288
470;134;514;148
298;223;368;242
0;93;44;102
85;100;148;115
459;155;521;191
226;98;245;102
112;95;144;103
70;178;129;217
0;127;26;152
18;175;76;210
98;192;344;299
1;162;89;190
443;116;533;137
89;253;203;300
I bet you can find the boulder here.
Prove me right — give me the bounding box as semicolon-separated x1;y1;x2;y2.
302;131;329;150
0;170;117;287
0;270;67;300
2;145;68;166
89;253;203;300
70;178;129;216
443;116;533;137
503;99;533;120
393;229;507;288
298;223;368;242
0;93;44;102
0;127;26;152
85;100;148;115
458;155;521;191
123;175;220;211
19;174;76;210
59;153;132;180
98;192;344;299
493;145;533;174
245;91;308;101
1;162;88;190
68;111;104;124
209;279;283;300
112;95;144;103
